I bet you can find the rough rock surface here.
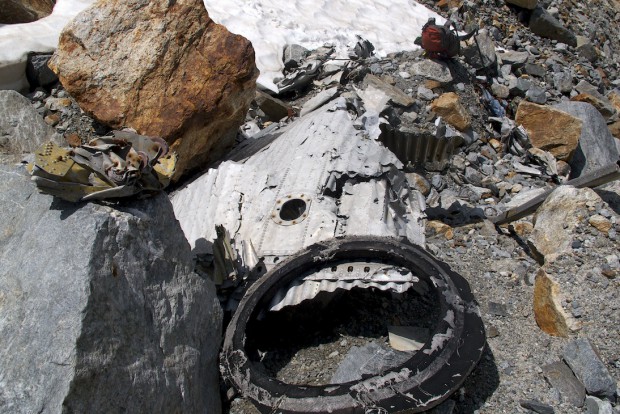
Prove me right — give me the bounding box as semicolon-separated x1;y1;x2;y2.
528;186;601;262
0;0;55;24
528;7;577;46
48;0;259;181
552;101;619;178
533;268;578;337
0;90;57;156
563;338;617;399
0;165;222;414
431;92;471;131
515;101;582;161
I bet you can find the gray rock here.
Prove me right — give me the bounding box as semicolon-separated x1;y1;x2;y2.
283;44;309;70
527;86;548;104
574;81;616;118
542;361;586;407
463;30;497;71
26;53;58;89
525;63;547;78
509;77;532;96
0;90;56;155
553;101;619;178
519;399;555;414
529;7;577;47
409;59;453;84
491;83;510;99
0;165;223;414
418;85;436;101
576;36;598;63
505;0;538;9
553;71;574;94
563;338;616;399
585;396;614;414
497;50;529;67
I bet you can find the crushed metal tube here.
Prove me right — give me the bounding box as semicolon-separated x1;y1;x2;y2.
29;130;176;202
220;236;486;414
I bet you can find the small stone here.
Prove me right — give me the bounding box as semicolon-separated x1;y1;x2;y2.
488;302;508;317
533;268;577;337
431;92;472;132
406;172;431;196
44;112;61;126
427;220;454;240
542;361;586;407
563;338;616;399
588;215;612;233
584;396;614;414
487;325;500;338
519;399;555;414
399;71;411;79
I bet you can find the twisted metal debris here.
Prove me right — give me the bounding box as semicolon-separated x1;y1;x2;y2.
30;130;176;202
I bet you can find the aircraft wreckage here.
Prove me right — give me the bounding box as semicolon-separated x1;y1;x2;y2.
171;97;486;413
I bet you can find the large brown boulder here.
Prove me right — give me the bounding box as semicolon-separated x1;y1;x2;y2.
49;0;258;181
0;0;55;24
515;101;582;161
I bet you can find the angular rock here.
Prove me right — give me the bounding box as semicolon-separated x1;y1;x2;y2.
497;50;529;67
525;63;546;78
283;44;309;70
553;71;574;94
431;92;471;132
526;86;548;104
0;0;55;24
0;165;223;414
585;396;614;414
576;36;598;62
533;268;576;336
542;361;586;407
609;121;620;140
48;0;259;181
26;52;58;89
463;30;497;71
491;83;510;99
0;90;57;155
505;0;538;9
363;74;414;107
589;214;613;233
563;338;616;399
509;77;532;97
254;90;291;122
515;101;582;161
571;82;617;119
553;101;619;177
409;59;453;84
528;186;601;262
528;7;577;47
519;399;555;414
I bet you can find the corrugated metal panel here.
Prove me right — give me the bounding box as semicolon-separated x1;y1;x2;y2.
379;124;463;171
268;261;423;311
172;98;425;270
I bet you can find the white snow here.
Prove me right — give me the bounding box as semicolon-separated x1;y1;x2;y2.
0;0;95;90
203;0;444;91
0;0;443;92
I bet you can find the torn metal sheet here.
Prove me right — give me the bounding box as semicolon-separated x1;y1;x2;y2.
30;130;175;202
172;97;425;272
379;121;464;171
268;261;422;311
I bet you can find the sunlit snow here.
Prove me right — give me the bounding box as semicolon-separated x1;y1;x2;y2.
0;0;443;91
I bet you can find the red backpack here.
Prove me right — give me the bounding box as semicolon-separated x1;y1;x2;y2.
419;18;477;59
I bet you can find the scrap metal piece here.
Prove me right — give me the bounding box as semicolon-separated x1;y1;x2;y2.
268;260;422;311
379;121;464;171
172;97;425;272
220;236;486;414
491;160;620;225
30;131;176;202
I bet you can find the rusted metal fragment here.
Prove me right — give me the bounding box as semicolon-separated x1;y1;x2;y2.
220;236;486;414
30;130;175;202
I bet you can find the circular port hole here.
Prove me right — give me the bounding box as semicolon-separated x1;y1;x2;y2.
279;198;307;221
